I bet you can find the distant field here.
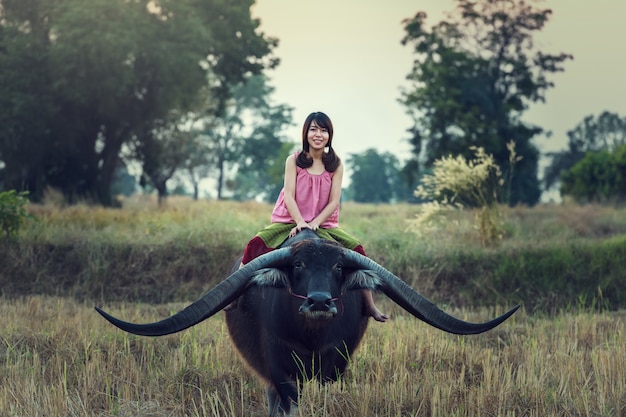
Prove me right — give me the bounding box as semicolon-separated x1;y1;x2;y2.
1;199;625;416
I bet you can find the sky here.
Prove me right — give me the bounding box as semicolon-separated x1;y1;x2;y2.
250;0;626;182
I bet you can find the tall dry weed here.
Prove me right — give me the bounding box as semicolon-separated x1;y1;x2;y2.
410;143;521;246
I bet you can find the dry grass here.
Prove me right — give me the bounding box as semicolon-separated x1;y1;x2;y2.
1;296;624;416
24;197;270;246
23;197;626;251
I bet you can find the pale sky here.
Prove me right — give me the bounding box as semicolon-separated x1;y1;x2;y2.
251;0;626;180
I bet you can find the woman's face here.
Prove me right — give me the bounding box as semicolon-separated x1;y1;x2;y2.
307;120;330;151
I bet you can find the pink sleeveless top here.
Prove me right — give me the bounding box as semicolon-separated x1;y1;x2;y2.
271;155;340;228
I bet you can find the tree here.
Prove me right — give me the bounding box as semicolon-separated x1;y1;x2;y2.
0;0;276;205
233;113;295;202
615;145;626;198
561;150;614;203
110;165;137;198
561;144;626;203
347;149;406;203
0;0;56;197
400;0;572;205
183;133;216;201
198;74;293;200
135;115;199;206
545;111;626;190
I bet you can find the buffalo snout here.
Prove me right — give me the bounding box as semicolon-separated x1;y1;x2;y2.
298;291;338;319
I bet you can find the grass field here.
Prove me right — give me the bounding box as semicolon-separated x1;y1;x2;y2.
1;198;625;416
1;297;624;416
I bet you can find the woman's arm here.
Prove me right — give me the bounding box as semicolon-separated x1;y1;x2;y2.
281;155;308;234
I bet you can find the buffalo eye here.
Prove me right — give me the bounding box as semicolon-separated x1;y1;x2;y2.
334;264;342;274
293;260;304;270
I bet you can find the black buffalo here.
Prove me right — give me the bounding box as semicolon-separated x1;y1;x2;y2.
96;229;519;416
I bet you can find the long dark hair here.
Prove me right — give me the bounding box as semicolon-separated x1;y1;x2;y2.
296;112;341;172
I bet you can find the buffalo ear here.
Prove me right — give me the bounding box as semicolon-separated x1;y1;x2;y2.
251;268;289;287
345;269;381;290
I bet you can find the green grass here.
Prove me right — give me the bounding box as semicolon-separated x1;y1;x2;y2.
2;198;626;311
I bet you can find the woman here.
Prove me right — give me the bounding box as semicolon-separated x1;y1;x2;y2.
239;111;387;322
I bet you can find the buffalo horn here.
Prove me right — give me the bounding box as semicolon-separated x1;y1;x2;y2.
343;250;519;335
95;247;293;336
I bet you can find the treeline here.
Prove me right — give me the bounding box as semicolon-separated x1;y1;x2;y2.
0;0;288;205
1;0;625;206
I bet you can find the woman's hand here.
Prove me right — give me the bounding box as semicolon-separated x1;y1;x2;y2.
289;220;321;237
290;221;310;237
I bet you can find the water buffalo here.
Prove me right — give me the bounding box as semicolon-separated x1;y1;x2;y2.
96;229;519;417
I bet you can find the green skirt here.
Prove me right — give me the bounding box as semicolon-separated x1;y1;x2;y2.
257;222;362;250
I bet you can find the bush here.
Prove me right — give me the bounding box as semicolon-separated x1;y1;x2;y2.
561;144;626;203
0;190;32;240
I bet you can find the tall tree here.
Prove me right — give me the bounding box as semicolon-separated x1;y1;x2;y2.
347;149;405;203
198;74;293;200
544;111;626;190
134;114;200;206
183;133;216;201
0;0;57;196
0;0;276;205
400;0;572;205
233;106;294;202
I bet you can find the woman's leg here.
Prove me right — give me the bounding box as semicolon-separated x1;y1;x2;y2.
362;289;389;322
351;244;388;322
322;228;389;323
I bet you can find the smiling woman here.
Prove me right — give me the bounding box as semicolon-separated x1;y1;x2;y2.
235;111;389;322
